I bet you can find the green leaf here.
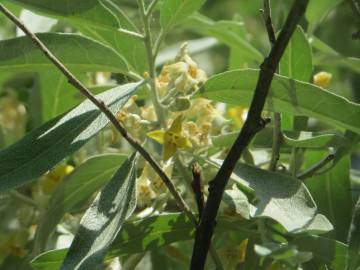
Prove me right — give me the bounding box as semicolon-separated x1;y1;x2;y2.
294;235;348;270
5;0;120;31
31;249;68;270
346;196;360;270
185;14;263;64
0;33;129;74
33;154;128;254
160;0;206;32
31;213;253;270
223;186;250;219
0;82;142;192
38;70;82;121
303;152;352;242
305;0;342;32
201;69;360;134
210;159;325;233
279;26;312;82
255;242;313;266
311;36;360;74
79;26;147;74
60;153;137;270
212;128;347;150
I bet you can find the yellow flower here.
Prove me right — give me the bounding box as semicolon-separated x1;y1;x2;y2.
313;71;332;88
41;164;74;194
147;115;192;161
228;106;247;127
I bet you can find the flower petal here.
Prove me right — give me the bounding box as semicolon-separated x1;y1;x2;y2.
147;130;165;144
163;141;177;161
168;114;183;133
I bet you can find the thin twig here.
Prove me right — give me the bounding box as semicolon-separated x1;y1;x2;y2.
261;0;282;172
269;113;282;171
297;152;335;180
261;0;276;45
146;0;161;16
0;3;196;225
191;163;205;219
190;1;309;269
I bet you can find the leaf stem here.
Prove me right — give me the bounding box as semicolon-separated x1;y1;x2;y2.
138;0;166;127
190;1;309;269
0;3;196;226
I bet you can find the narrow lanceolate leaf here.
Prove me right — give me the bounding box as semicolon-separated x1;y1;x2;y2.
212;128;347;150
0;82;142;192
160;0;206;32
34;154;128;254
0;33;129;74
60;154;137;270
5;0;120;31
201;69;360;134
279;26;312;82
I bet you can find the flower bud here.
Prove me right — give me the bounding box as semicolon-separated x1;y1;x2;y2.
169;97;191;112
313;71;332;88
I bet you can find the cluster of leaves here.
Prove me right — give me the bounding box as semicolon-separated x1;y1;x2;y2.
0;0;359;269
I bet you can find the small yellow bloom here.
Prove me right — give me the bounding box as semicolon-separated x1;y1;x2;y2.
41;164;74;193
228;106;247;127
313;71;332;88
147;115;192;161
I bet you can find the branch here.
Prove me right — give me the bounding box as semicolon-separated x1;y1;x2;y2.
261;0;276;46
191;163;205;219
0;3;196;225
297;152;335;180
190;1;309;269
261;0;283;172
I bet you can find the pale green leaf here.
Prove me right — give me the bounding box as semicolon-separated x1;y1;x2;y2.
279;26;312;82
160;0;206;32
0;33;130;74
209;159;323;233
0;82;142;192
212;128;347;150
201;69;360;134
33;154;128;254
5;0;120;31
60;154;137;270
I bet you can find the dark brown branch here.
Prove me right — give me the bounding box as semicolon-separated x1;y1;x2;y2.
191;163;205;219
297;152;335;180
190;1;309;269
261;0;277;46
0;3;196;225
261;0;283;172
